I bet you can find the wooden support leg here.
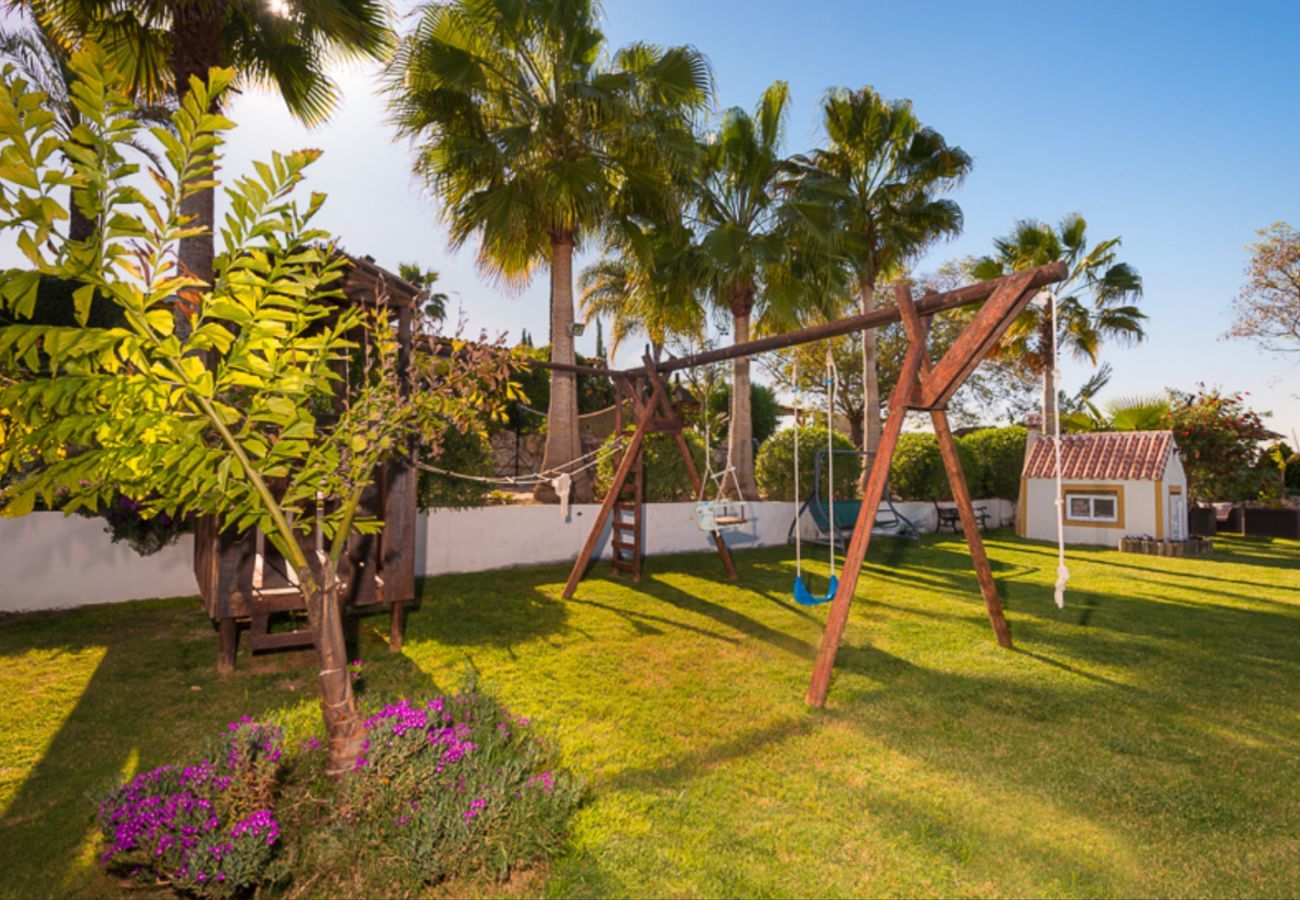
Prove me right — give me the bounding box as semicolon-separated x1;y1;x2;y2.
806;342;925;708
217;616;237;675
388;599;405;652
931;410;1013;648
563;409;654;599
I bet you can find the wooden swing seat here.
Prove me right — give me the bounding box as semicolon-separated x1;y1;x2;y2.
713;515;747;527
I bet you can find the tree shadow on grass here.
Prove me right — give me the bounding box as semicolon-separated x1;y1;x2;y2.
403;565;570;649
631;574;818;661
0;597;438;896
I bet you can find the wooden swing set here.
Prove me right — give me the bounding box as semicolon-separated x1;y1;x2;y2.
561;261;1068;707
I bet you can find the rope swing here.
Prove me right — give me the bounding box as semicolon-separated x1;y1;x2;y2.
791;347;839;606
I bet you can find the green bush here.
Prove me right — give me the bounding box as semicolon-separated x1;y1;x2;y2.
755;426;860;501
959;426;1026;499
594;431;706;502
887;433;983;501
418;429;494;510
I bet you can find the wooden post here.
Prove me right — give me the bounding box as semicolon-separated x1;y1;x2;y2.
217;616;238;675
388;599;405;652
931;409;1013;647
893;282;1013;649
806;339;926;708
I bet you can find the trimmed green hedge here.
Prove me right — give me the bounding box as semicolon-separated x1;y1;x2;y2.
887;432;984;502
594;431;707;502
755;426;860;501
961;426;1027;499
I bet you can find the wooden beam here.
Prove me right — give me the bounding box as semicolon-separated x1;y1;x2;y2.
917;270;1040;409
895;283;1013;648
806;335;927;708
627;262;1067;378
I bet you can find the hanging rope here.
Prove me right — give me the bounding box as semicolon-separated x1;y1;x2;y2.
1047;289;1070;609
791;349;839;606
415;434;627;487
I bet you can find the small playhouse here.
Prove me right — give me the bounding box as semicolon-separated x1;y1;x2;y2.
1019;430;1189;547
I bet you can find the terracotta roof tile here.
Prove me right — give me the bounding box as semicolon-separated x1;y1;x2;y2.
1024;430;1175;481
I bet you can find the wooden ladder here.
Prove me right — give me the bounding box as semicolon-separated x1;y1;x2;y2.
609;439;644;580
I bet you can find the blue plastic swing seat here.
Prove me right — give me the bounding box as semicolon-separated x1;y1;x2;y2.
792;573;839;606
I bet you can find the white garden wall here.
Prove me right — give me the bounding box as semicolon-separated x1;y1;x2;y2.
0;512;200;612
1;499;1015;612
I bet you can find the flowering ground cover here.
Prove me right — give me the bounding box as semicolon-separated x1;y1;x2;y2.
1;533;1298;897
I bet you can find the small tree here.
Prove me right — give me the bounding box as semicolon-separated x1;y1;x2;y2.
0;52;512;776
1226;222;1300;356
1164;387;1273;503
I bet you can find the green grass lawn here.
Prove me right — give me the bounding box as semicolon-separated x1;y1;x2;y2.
2;532;1298;897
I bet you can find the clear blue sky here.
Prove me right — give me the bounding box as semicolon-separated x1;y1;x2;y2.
5;1;1298;435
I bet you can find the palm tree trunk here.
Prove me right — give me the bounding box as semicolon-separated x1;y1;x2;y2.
1039;314;1058;435
169;2;225;312
859;278;881;491
68;190;94;243
727;295;758;500
302;561;365;777
535;234;591;502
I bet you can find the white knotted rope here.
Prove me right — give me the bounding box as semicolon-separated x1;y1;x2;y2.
1046;289;1070;609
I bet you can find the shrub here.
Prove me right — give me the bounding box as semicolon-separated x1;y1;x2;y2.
888;433;983;501
594;431;706;501
418;428;494;510
94;718;286;897
959;426;1026;499
76;493;192;556
337;681;582;884
755;426;860;501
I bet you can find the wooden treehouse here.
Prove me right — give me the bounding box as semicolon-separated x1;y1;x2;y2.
194;255;420;672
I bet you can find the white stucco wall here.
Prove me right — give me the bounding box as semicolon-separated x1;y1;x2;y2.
0;512;200;612
1;498;1016;612
1022;459;1189;548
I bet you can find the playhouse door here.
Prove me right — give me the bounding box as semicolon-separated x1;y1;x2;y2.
1169;494;1186;541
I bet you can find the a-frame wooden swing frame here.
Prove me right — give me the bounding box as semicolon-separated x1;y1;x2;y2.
561;261;1068;707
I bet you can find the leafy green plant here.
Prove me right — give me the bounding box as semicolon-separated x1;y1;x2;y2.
0;50;511;775
594;432;706;502
959;426;1026;499
755;426;860;502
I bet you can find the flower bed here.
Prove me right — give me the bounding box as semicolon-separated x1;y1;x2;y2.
93;680;581;896
1118;535;1214;557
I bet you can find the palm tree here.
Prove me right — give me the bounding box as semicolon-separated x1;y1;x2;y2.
29;0;392;287
579;221;706;364
385;0;711;502
684;81;804;498
397;262;451;321
974;214;1146;434
1062;393;1172;433
790;87;971;474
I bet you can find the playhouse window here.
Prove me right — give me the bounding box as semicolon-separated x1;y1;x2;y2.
1066;492;1119;523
